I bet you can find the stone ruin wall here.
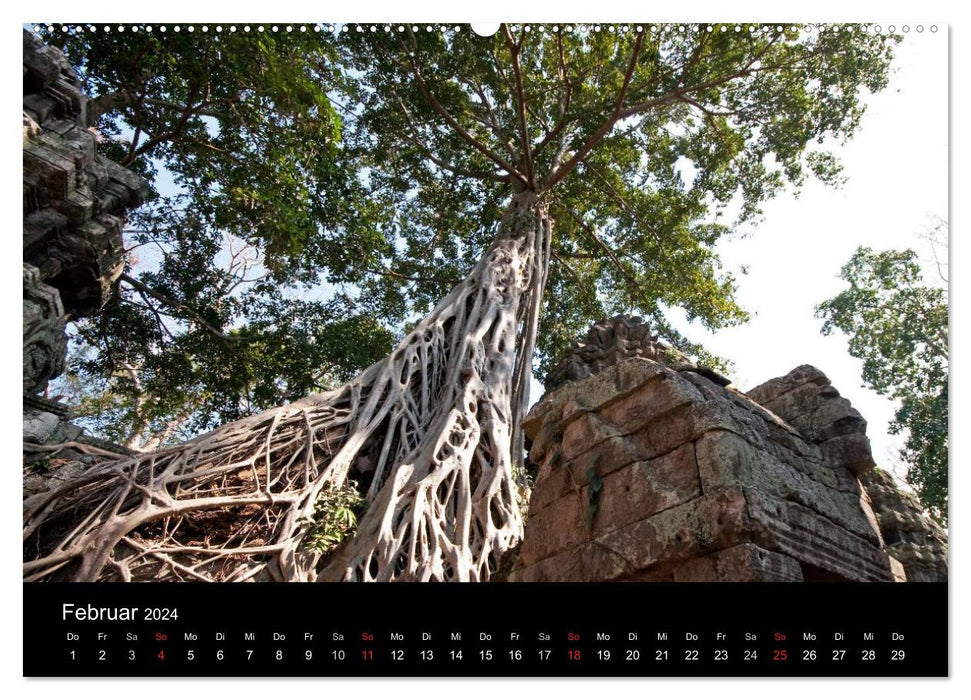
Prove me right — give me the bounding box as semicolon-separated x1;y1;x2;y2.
508;316;947;583
861;468;948;582
23;30;147;469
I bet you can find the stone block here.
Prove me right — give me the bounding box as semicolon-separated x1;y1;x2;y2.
802;396;867;441
531;434;653;510
523;443;701;565
696;429;880;544
819;432;876;476
747;365;830;406
561;411;626;461
622;400;736;460
24;141;76;199
23;408;61;444
671;543;804;582
757;382;821;425
518;492;588;566
889;557;907;582
23;264;67;394
512;487;750;582
591;443;701;537
23;93;60;123
513;328;944;585
598;372;703;429
507;542;590;582
862;468;947;582
591;487;751;577
744;489;895;581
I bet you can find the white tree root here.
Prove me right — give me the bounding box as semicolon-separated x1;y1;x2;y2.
23;193;551;583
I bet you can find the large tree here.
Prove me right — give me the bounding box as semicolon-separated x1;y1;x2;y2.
24;23;897;582
816;239;948;524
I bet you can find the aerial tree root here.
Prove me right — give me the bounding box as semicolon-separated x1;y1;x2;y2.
23;192;551;583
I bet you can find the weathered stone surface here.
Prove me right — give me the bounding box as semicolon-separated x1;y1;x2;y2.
510;487;750;582
23;264;67;395
743;489;896;581
862;468;948;582
524;358;670;461
531;360;733;462
512;329;916;582
545;315;671;389
544;314;729;390
670;543;804;582
21;31;149;476
22;29;149;399
819;433;876;477
23;407;61;444
592;444;701;535
529;434;653;510
890;557;907;583
695;430;879;545
561;411;627;461
747;364;830;405
518;491;588;566
520;442;702;565
598;372;704;429
596;486;750;572
748;364;876;477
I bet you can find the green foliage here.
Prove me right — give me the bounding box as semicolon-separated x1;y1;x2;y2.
660;346;684;366
58;199;395;447
52;28;359;278
300;482;368;555
336;24;898;374
816;245;948;523
62;279;394;447
42;24;898;449
28;457;53;474
46;29;395;448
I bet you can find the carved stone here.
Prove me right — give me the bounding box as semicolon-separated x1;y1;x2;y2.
21;30;150;471
747;364;876;477
23;263;66;395
861;468;948;582
544;314;730;391
22;29;149;398
511;356;903;583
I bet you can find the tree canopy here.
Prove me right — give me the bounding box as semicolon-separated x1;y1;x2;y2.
336;24;896;373
47;24;899;452
50;28;394;447
816;239;948;524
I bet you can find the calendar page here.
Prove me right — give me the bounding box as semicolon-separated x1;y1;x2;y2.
21;15;948;679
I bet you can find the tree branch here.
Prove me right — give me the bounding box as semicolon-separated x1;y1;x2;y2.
534;33;575;161
387;88;508;182
564;207;640;293
544;33;644;190
119;273;236;343
398;35;528;188
468;81;519;161
502;24;535;188
122;84;201;166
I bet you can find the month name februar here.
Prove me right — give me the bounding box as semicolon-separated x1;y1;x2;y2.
62;603;138;621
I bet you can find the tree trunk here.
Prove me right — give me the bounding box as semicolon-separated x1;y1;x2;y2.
23;191;551;583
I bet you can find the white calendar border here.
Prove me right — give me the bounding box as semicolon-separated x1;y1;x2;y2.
3;1;963;697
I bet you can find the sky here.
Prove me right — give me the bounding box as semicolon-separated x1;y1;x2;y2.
663;29;949;482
